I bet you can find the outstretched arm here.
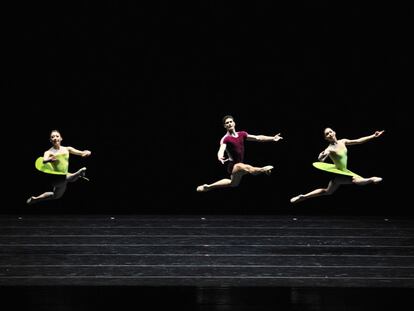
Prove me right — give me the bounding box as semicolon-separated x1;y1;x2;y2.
246;133;283;142
217;144;227;164
67;146;92;157
343;130;385;145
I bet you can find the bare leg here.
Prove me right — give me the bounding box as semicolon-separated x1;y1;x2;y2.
197;169;246;192
352;176;382;185
290;177;347;204
196;179;231;192
26;183;67;205
196;163;273;192
240;163;274;176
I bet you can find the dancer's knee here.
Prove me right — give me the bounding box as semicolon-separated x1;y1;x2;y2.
232;163;244;172
230;180;240;188
352;177;361;184
323;188;335;196
52;189;66;199
52;193;64;199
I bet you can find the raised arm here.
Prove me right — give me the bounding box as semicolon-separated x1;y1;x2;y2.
246;133;283;142
217;143;227;164
67;146;92;157
343;130;385;145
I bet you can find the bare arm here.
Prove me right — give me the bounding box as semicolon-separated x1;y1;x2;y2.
42;151;56;163
217;144;227;164
318;148;330;162
246;133;283;142
67;146;92;157
343;130;385;145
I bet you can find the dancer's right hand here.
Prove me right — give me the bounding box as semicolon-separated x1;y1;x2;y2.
218;156;228;164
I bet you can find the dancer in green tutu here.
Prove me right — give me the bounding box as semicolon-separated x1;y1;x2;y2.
26;130;91;204
290;128;384;204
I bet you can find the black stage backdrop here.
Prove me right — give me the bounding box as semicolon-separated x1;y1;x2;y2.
4;2;411;215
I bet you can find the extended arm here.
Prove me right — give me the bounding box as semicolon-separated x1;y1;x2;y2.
343;130;385;145
246;133;283;142
67;146;92;157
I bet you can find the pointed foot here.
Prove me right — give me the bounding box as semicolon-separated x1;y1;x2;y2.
290;195;305;204
197;184;209;192
79;167;89;181
263;165;274;175
372;177;382;184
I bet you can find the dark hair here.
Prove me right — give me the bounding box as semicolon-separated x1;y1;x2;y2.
50;129;61;135
222;115;234;125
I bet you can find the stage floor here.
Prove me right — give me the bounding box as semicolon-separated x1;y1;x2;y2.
1;214;413;287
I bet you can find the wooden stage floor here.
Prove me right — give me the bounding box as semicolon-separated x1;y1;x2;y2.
1;214;414;310
1;214;413;287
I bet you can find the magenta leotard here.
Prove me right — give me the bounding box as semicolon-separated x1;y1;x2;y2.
220;131;248;174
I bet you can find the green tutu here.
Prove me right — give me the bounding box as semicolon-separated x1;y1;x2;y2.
312;162;362;178
35;154;69;175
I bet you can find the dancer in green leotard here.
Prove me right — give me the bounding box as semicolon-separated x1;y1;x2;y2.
290;128;384;204
26;130;92;205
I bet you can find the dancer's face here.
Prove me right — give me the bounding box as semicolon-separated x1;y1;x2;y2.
223;118;235;131
50;131;63;146
324;128;336;142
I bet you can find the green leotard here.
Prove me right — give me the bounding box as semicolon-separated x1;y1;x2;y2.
312;147;362;178
35;153;69;175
